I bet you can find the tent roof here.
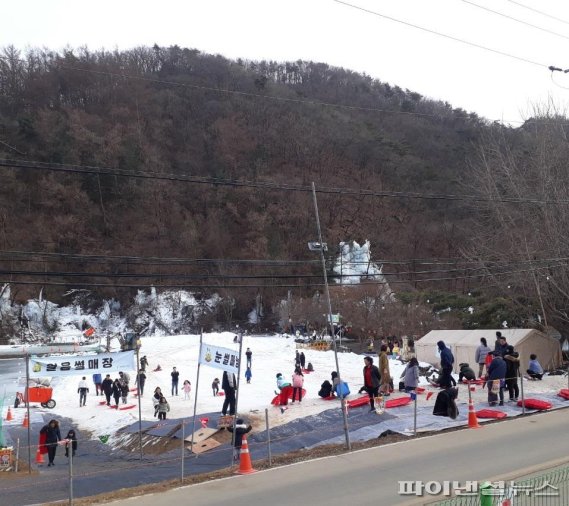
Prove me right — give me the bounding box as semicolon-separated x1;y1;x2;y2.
417;329;557;347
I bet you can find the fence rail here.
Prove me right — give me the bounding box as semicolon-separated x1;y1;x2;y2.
433;464;569;505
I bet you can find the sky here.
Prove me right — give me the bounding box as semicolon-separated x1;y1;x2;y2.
3;0;569;124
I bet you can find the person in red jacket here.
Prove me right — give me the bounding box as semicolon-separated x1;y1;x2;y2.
362;356;381;412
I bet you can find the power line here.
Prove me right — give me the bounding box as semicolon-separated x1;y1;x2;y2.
2;158;568;205
506;0;569;27
461;0;569;41
332;0;549;69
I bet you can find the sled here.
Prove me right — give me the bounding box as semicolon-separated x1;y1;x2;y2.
385;396;412;408
416;387;426;394
270;387;305;406
461;379;485;385
119;404;136;410
558;389;569;400
99;400;107;405
347;396;370;409
301;369;313;374
217;392;225;396
517;398;552;410
476;409;507;419
321;395;336;401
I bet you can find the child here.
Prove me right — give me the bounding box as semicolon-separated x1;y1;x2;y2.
227;418;252;461
157;395;170;420
245;367;252;384
183;380;192;400
65;429;77;458
291;367;304;403
275;373;292;406
212;378;220;396
527;354;544;380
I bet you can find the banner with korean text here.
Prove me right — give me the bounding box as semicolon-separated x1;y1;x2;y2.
198;343;239;374
29;351;135;378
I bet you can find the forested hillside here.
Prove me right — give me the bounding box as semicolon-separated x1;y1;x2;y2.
3;44;564;334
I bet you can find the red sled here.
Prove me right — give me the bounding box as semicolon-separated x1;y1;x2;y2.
517;398;552;410
558;389;569;400
385;396;412;408
271;386;304;406
347;396;370;409
322;395;336;401
301;369;313;374
217;391;225;396
416;387;426;394
119;405;136;410
99;400;107;405
476;409;507;419
462;379;485;385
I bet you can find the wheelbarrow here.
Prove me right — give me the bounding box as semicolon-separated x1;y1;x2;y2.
14;386;56;409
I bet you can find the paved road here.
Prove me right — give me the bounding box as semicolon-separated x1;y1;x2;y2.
107;409;569;506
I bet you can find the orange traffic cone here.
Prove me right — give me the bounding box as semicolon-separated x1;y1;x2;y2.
35;447;44;464
5;407;13;421
235;435;257;475
22;412;29;428
467;397;482;429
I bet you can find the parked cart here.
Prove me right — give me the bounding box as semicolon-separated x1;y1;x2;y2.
14;386;56;409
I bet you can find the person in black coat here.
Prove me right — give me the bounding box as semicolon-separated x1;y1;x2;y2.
362;356;381;411
433;387;459;419
318;380;333;398
458;363;476;382
299;352;306;369
504;345;520;401
40;419;61;466
487;354;507;406
136;371;146;396
65;429;77;458
112;379;122;407
227;418;252;460
222;371;237;416
102;374;114;406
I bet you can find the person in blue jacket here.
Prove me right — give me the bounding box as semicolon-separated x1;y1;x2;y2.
437;341;455;388
487;353;507;406
92;373;102;396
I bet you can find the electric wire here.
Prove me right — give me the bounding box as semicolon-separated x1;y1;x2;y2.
1;158;567;205
506;0;569;27
332;0;548;68
460;0;569;41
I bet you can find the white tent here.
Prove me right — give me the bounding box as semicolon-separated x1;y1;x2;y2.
415;329;563;372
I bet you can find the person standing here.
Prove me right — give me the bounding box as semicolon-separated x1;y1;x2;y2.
245;367;252;384
475;337;492;378
136;371;147;396
140;355;148;372
487;353;507;406
102;374;113;406
222;370;237;416
157;395;170;420
183;380;192;400
112;378;122;407
437;341;455;389
245;348;252;368
494;332;509;358
78;376;89;407
362;356;381;411
64;429;77;458
120;378;129;404
118;371;130;386
299;351;306;369
378;345;392;396
212;378;220;397
171;367;180;396
504;345;520;401
294;350;301;368
92;373;102;396
291;367;304;403
227;418;252;461
40;419;61;466
403;357;420;392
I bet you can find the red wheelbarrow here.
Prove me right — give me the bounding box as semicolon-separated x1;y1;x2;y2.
14;386;56;409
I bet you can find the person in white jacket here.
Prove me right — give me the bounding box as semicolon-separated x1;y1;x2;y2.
78;376;89;407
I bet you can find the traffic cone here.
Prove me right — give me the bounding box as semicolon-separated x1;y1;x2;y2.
35;447;44;464
22;412;29;428
467;397;482;429
235;435;257;475
5;407;13;421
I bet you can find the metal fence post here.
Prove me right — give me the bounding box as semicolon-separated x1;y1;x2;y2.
265;408;272;466
68;444;74;506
